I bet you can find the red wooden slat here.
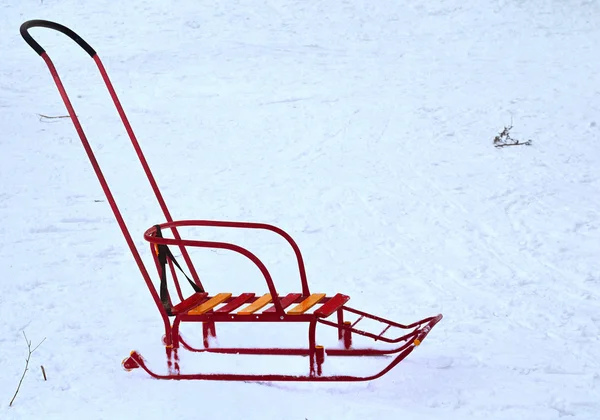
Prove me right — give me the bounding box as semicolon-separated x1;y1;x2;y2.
171;292;208;315
215;293;255;314
314;293;350;318
264;293;303;313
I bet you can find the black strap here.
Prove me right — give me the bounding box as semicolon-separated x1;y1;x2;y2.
154;225;204;315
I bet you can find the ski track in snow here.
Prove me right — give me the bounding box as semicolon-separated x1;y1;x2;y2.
1;1;600;419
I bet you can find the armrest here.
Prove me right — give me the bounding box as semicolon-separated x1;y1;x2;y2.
144;220;311;296
144;221;308;314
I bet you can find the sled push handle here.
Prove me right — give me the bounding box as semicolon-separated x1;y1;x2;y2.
20;20;96;57
19;19;204;326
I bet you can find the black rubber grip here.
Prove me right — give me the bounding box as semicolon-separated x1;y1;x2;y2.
20;20;96;57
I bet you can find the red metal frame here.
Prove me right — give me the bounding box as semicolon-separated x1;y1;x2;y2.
21;20;443;382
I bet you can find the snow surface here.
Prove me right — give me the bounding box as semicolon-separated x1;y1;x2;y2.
2;0;600;419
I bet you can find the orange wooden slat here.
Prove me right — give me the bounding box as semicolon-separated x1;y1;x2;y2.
188;293;232;315
238;293;272;315
287;293;326;315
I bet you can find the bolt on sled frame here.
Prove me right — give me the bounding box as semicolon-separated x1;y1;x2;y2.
21;20;442;382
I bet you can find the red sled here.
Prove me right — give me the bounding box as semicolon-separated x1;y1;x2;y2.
21;20;442;382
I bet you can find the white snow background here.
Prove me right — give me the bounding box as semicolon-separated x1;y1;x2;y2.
1;0;600;419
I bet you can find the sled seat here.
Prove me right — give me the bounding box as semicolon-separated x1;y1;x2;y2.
176;292;350;319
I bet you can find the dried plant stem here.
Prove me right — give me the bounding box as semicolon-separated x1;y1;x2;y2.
9;332;46;407
37;114;72;122
37;114;70;119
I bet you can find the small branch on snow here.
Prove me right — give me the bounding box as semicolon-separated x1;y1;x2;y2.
9;332;46;407
37;114;72;122
493;124;532;148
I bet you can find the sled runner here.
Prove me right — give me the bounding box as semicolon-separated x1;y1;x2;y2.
20;20;442;381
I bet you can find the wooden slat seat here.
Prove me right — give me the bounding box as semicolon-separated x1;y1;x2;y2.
238;293;272;315
264;293;302;313
188;293;232;315
215;293;255;313
287;293;326;315
177;292;351;318
314;293;350;318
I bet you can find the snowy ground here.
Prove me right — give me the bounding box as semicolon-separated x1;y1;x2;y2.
2;1;600;419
